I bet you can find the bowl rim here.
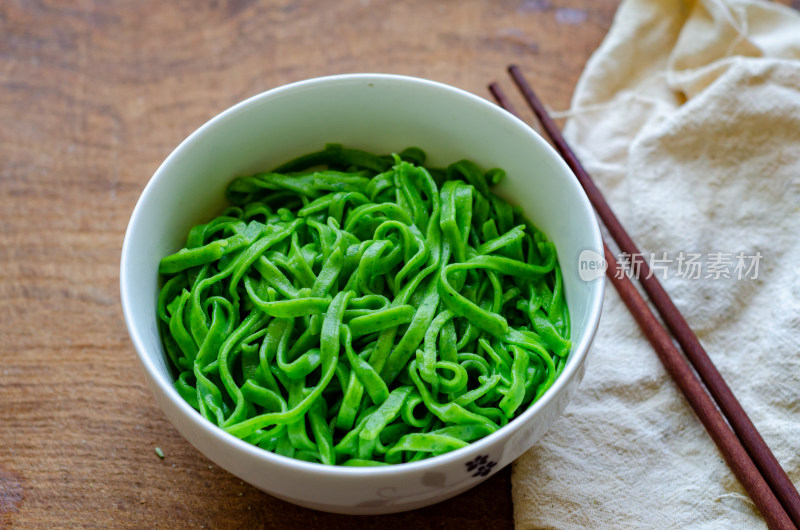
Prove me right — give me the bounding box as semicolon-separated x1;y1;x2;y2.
120;72;604;477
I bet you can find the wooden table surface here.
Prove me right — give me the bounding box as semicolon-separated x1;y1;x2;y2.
0;1;624;527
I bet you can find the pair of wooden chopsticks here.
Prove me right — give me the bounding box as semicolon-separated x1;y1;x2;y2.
489;65;800;530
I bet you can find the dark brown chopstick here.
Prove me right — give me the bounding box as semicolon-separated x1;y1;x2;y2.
500;64;800;528
488;71;799;529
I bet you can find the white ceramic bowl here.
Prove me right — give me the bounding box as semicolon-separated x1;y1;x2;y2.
120;73;604;514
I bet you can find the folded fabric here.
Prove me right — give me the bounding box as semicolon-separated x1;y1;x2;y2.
512;0;800;527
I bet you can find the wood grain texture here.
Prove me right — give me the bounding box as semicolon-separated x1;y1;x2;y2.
0;0;622;527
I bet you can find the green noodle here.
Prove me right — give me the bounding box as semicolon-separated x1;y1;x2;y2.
157;143;570;465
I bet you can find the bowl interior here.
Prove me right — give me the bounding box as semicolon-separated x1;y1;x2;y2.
121;74;603;472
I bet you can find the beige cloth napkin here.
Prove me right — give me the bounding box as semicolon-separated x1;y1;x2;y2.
512;0;800;527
